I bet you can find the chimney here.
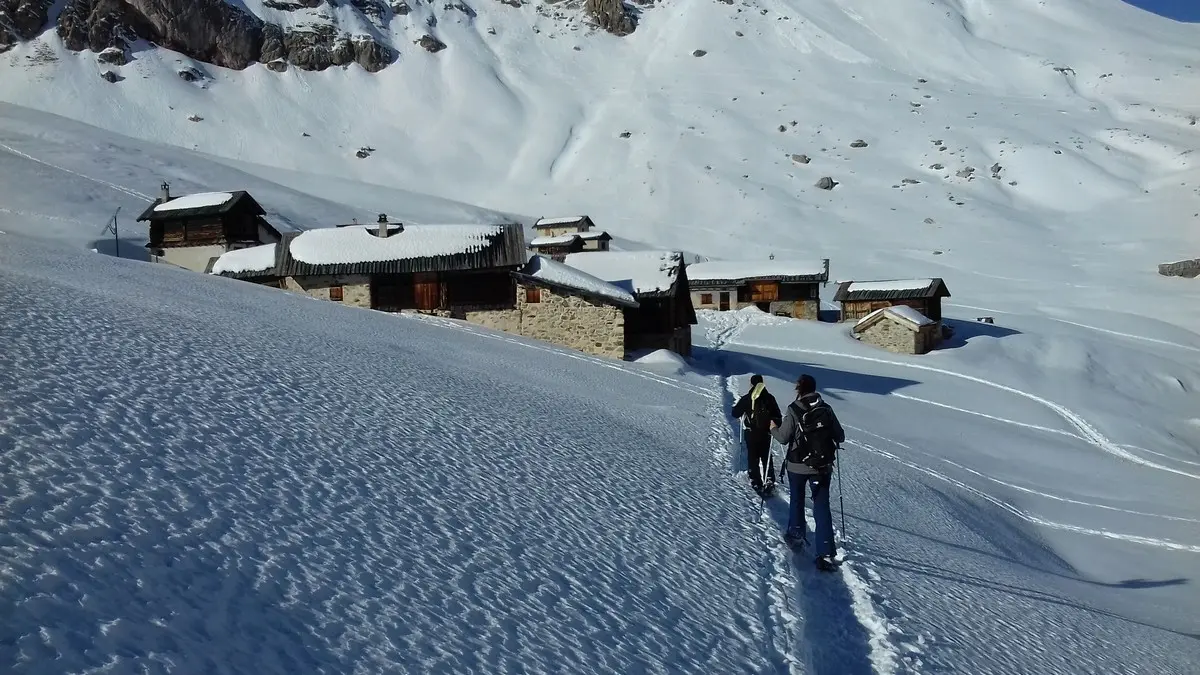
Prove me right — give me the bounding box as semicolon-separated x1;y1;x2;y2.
377;213;388;237
160;181;171;202
822;258;830;286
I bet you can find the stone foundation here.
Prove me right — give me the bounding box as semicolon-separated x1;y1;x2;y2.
283;274;371;307
854;318;936;354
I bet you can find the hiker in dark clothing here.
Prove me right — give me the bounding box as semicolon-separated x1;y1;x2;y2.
770;374;845;570
731;374;782;494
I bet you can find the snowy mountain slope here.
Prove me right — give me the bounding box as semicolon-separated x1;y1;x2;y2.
0;102;515;251
2;0;1199;329
3;233;882;674
696;307;1200;673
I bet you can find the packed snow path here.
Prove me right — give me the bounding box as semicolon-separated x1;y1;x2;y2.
697;309;1200;674
0;236;812;674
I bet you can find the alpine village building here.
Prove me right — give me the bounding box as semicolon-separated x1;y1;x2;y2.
529;215;612;258
208;215;677;360
137;183;283;272
834;278;952;354
687;258;830;320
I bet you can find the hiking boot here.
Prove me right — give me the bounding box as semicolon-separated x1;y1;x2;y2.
815;555;837;572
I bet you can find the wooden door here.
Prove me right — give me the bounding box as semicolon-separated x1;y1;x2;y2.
748;280;780;303
413;272;441;311
719;292;730;311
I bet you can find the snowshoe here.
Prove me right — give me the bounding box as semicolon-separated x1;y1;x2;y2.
814;555;839;572
783;531;808;551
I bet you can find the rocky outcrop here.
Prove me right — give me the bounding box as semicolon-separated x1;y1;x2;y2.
262;23;393;72
0;0;55;52
417;34;446;53
584;0;635;36
57;0;263;69
1159;259;1200;279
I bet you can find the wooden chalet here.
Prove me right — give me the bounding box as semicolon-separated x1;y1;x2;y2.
833;278;950;325
137;182;282;273
688;258;830;320
210;215;526;315
532;215;611;251
562;250;697;357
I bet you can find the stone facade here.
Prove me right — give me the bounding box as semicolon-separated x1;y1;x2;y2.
283;274;371;307
516;285;626;358
692;291;819;320
854;315;936;355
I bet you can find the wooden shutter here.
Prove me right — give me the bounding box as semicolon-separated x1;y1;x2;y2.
749;281;779;302
413;272;441;310
526;286;542;303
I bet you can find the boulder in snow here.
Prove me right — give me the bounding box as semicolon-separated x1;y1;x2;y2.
814;176;838;190
585;0;636;36
97;46;127;65
418;34;447;53
790;153;810;164
693;49;707;57
850;139;868;148
100;70;122;83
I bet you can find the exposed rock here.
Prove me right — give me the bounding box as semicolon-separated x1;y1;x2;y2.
273;24;394;71
619;131;631;138
356;146;375;158
178;66;206;81
929;163;944;170
97;45;126;65
393;1;413;14
57;0;264;69
902;178;920;185
814;176;838;190
585;0;635;36
267;57;287;72
187;114;203;122
100;69;121;82
923;217;935;224
692;49;706;57
778;124;786;132
735;30;743;36
1158;258;1200;278
444;1;476;17
990;162;1002;176
956;166;975;178
418;34;446;53
351;0;390;21
0;0;55;53
849;139;867;148
790;153;810;164
264;0;322;9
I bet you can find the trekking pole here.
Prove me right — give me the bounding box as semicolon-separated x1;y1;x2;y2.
836;448;847;541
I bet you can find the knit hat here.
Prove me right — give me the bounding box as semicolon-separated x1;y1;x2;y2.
796;374;816;396
749;374;764;386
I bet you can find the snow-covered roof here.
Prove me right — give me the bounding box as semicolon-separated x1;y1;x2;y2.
530;234;582;246
517;255;638;307
535;215;589;227
289;224;505;266
562;250;683;297
154;192;235;212
210;243;277;276
577;231;611;240
834;278;949;301
844;279;934;293
688;259;828;284
854;305;934;331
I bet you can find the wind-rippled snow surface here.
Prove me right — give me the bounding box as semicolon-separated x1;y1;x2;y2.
0;237;763;674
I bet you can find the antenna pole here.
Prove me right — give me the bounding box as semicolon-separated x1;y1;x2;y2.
112;207;121;258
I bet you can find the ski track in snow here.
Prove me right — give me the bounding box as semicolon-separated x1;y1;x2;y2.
945;303;1200;354
844;427;1200;554
0;141;153;201
706;316;910;675
740;343;1200;481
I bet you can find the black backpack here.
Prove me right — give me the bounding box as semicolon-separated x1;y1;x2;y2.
787;402;840;470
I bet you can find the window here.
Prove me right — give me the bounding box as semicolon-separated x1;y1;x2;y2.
526;286;542;303
329;286;344;302
444;272;515;308
700;293;713;305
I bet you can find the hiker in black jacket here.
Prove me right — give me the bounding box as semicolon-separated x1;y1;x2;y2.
731;374;783;495
771;374;845;571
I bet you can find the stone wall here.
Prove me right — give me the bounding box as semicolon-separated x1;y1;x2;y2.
283;274;371;308
513;285;626;359
1158;259;1200;279
855;318;934;355
693;290;819;320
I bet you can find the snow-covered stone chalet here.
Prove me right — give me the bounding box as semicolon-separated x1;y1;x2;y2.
137;183;283;273
852;305;939;355
687;258;830;319
207;216;642;359
834;277;951;348
562;250;697;358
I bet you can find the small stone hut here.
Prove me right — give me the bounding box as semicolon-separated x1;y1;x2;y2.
528;233;587;260
563;250;697;357
852;305;939;355
138;183;282;273
688;258;830;319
